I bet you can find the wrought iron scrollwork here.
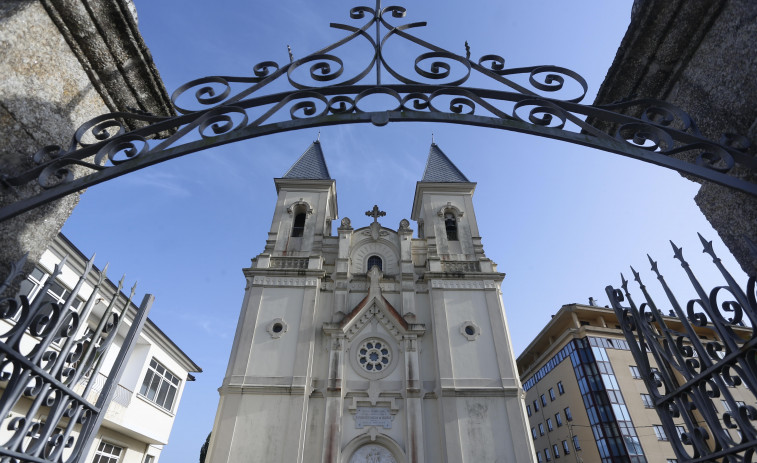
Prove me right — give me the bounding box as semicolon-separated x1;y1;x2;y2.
0;255;153;463
1;1;754;221
606;234;757;463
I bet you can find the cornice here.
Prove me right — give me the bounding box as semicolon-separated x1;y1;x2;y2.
40;0;175;124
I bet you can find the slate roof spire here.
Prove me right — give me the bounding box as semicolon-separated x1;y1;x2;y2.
421;142;469;182
282;140;331;180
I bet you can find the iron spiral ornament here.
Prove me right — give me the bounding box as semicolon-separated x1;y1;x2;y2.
0;0;754;221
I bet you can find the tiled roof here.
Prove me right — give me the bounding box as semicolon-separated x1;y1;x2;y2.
421;143;469;182
282;140;331;180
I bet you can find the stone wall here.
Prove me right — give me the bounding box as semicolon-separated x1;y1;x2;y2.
592;0;757;276
0;0;174;279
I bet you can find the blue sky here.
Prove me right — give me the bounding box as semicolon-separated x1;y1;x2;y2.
58;1;749;461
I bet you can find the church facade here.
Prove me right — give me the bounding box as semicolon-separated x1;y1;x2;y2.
206;141;535;463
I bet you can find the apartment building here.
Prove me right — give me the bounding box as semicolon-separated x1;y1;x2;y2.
517;303;752;463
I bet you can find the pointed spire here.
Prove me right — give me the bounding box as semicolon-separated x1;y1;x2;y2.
421;142;469;182
282;140;331;180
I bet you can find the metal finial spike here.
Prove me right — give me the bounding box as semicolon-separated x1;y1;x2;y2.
465;40;470;60
101;262;109;278
287;45;294;63
670;240;684;261
647;254;660;276
620;273;629;291
431;133;434;144
697;232;716;258
317;131;321;142
630;266;642;284
130;281;138;296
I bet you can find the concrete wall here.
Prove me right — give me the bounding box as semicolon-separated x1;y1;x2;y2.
0;0;174;280
592;0;757;276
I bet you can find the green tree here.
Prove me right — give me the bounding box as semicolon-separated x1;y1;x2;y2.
200;432;211;463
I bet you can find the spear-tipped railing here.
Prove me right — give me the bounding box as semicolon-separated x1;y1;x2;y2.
606;234;757;463
0;255;153;463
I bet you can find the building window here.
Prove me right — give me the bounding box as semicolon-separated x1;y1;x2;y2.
572;436;580;451
736;400;746;408
533;399;539;412
93;441;123;463
629;365;641;379
675;426;685;440
538;423;545;436
721;400;731;413
562;440;570;455
549;388;556;401
537;451;544;463
291;211;306;237
654;425;668;441
531;427;537;439
666;460;678;463
527;404;532;417
553;444;560;459
367;255;383;272
564;407;572;421
139;358;180;412
545;448;552;461
444;212;458;241
18;266;47;301
641;394;654;408
541;394;547;406
19;266;84;312
555;412;563;427
143;456;155;463
557;381;564;395
356;338;392;373
547;418;553;432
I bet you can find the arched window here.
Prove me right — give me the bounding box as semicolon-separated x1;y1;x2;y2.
367;255;383;272
444;212;458;241
292;212;306;237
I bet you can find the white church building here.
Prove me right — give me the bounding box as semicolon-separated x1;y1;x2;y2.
206;141;535;463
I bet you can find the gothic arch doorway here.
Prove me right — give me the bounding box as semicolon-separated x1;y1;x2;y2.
342;435;405;463
0;1;754;222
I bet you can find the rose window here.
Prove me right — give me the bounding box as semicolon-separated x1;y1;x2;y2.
357;338;391;373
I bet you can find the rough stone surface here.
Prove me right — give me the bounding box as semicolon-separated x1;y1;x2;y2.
0;0;174;282
592;0;757;276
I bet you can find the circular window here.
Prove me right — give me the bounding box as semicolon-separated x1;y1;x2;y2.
460;320;480;341
357;338;391;373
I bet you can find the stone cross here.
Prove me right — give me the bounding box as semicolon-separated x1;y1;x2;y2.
365;205;386;223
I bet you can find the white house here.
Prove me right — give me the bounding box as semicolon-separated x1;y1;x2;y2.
2;234;201;463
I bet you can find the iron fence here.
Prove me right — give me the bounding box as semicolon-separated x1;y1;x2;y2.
0;254;152;463
606;234;757;463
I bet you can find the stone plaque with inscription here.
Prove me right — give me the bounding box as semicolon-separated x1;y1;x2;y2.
355;407;393;429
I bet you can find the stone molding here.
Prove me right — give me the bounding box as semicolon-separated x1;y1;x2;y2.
252;276;319;287
439;386;522;398
430;279;497;290
40;0;175;121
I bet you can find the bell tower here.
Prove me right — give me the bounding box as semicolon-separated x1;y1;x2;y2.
207;140;336;463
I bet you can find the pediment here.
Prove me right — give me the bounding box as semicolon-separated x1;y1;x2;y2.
323;266;424;341
340;295;407;341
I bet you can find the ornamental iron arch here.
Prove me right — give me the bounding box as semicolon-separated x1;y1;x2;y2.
0;0;755;222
